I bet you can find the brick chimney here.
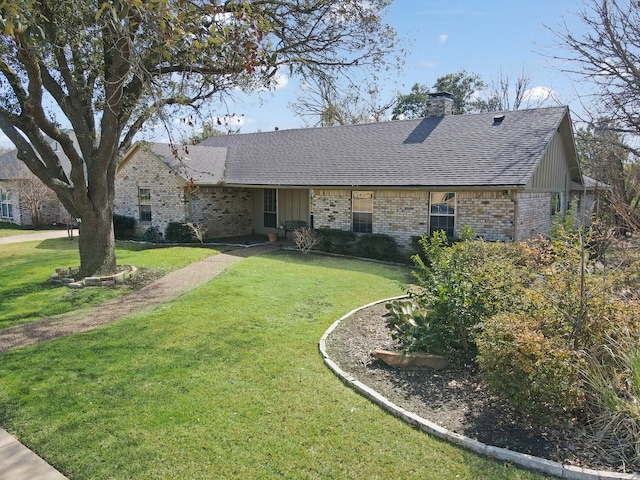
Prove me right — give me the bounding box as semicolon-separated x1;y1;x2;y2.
426;91;453;116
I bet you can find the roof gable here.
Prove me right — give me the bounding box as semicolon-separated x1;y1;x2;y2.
119;142;227;185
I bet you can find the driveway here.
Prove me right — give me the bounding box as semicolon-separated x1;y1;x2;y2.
0;229;76;245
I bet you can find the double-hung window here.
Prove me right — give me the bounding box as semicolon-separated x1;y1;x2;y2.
139;188;152;222
263;188;277;228
352;191;373;233
1;190;13;219
429;192;455;237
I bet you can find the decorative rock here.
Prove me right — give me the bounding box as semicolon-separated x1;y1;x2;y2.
371;349;448;370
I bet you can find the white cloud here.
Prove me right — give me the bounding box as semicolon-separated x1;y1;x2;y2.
271;71;289;90
522;86;561;106
438;34;448;44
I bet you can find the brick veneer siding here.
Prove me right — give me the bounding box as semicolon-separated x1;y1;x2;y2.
312;188;552;248
373;190;430;247
188;187;253;238
312;190;352;231
115;148;187;236
456;191;515;241
515;192;552;241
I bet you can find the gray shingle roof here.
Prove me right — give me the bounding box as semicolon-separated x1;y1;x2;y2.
198;106;573;188
148;144;227;185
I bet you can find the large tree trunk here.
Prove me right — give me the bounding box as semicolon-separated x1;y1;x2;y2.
77;205;117;278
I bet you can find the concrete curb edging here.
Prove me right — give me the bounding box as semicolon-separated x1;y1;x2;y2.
319;297;640;480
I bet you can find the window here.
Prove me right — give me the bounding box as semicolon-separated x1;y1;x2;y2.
352;191;373;233
551;192;562;216
263;188;277;228
139;188;151;222
1;190;13;219
429;192;455;237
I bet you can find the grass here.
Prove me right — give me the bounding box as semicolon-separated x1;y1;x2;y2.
0;221;32;237
0;251;549;479
0;238;218;329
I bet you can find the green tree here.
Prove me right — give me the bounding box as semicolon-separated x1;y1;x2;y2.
0;0;396;276
391;82;431;119
432;69;485;114
392;69;485;118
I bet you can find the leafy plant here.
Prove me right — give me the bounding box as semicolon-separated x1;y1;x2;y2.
315;228;357;254
384;299;434;352
476;312;583;419
164;222;193;243
353;233;401;262
410;227;532;362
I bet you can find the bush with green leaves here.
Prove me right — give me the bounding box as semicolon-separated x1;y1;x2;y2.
353;233;401;262
315;228;356;254
410;226;533;362
476;312;584;419
165;222;195;243
477;219;640;422
113;214;137;240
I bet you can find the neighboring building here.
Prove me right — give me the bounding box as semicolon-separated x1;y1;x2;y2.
0;147;67;227
115;94;586;247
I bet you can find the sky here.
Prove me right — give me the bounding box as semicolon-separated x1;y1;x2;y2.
0;0;589;149
196;0;588;136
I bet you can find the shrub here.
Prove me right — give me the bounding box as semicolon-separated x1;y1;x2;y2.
142;225;163;242
315;228;356;254
113;214;136;239
165;222;194;243
353;233;401;262
410;227;533;362
293;227;321;254
476;312;583;419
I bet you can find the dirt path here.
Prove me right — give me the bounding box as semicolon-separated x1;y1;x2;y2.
0;244;280;353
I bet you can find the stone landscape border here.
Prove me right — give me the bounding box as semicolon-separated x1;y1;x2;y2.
318;297;640;480
49;265;138;288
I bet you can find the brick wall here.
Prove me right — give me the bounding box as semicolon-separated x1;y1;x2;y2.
516;192;551;240
374;190;430;246
115;148;188;236
312;188;552;248
312;190;351;231
188;187;253;238
457;191;515;241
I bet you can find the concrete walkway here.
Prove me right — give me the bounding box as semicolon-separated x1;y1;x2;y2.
0;229;75;245
0;240;281;479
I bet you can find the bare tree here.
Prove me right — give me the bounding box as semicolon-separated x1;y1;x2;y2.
290;73;396;126
5;163;55;227
551;0;640;154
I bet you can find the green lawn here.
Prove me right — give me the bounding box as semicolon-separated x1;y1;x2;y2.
0;251;550;479
0;238;218;329
0;221;32;237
